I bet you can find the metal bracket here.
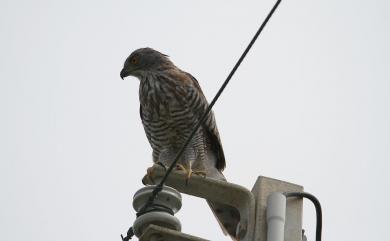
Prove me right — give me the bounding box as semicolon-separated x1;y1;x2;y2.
143;164;256;241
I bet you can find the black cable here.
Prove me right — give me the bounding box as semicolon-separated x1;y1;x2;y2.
136;203;175;217
284;192;322;241
121;228;134;241
121;1;283;239
121;203;175;241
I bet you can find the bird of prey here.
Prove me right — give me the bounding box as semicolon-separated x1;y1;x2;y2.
120;48;240;240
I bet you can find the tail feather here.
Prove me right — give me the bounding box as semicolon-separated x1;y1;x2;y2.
205;170;241;240
207;200;240;240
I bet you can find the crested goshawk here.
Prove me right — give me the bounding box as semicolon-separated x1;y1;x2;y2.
120;48;240;240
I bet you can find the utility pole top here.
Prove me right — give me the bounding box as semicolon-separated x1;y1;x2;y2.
143;164;255;241
141;165;304;241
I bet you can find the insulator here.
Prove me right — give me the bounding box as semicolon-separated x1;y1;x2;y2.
132;185;182;237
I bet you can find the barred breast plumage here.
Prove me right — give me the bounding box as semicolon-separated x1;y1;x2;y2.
139;69;225;174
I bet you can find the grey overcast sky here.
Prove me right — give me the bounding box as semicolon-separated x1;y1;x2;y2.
1;0;389;241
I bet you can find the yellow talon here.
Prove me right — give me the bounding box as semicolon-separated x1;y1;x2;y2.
175;164;206;185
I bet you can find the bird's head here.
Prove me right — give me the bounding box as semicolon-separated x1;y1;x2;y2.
120;47;174;80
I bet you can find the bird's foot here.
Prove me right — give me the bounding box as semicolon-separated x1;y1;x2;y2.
175;164;206;185
155;161;168;171
143;162;167;185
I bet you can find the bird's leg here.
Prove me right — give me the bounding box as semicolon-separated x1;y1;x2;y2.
176;163;192;185
175;163;206;185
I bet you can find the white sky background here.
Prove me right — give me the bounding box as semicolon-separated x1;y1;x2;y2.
1;0;389;241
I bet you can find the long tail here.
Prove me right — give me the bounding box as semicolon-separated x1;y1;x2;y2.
206;170;241;240
207;200;240;240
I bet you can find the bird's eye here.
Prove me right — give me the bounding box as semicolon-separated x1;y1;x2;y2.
131;57;138;64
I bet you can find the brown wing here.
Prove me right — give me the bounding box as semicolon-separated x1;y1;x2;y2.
183;72;226;171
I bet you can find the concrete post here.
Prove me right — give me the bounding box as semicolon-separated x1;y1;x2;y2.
251;176;303;241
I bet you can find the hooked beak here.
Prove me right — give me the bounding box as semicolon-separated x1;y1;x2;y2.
120;68;130;80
